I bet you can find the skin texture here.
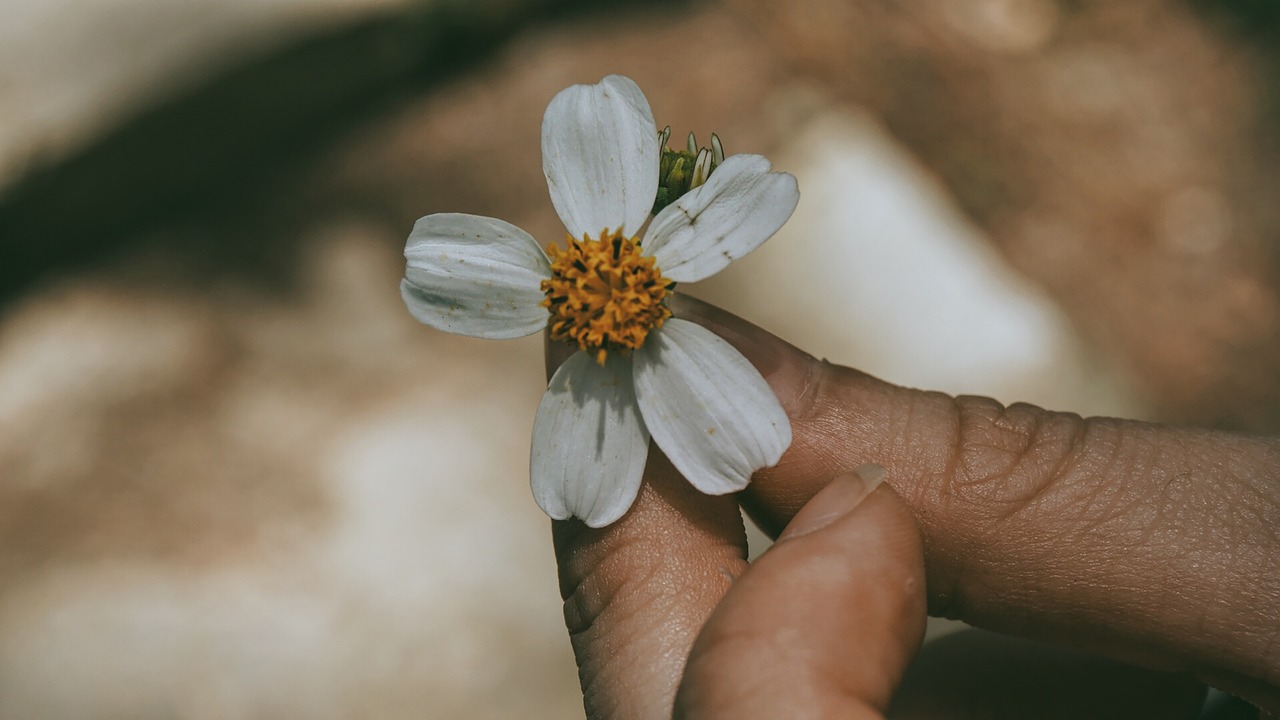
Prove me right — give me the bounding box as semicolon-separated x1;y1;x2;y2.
546;294;1280;719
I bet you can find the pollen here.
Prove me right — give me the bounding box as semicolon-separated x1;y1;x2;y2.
541;229;674;364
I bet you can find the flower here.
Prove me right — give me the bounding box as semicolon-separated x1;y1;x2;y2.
401;75;799;527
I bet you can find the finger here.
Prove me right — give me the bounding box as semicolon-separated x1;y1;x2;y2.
669;293;1280;708
675;466;926;720
545;336;750;720
673;476;1204;720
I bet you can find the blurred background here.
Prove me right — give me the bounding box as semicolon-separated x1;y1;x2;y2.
2;0;1279;717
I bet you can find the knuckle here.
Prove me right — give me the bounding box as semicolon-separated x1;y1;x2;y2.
558;536;676;717
944;395;1092;521
925;395;1099;621
560;533;668;640
556;523;743;717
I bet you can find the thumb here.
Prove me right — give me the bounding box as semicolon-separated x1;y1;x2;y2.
674;465;927;719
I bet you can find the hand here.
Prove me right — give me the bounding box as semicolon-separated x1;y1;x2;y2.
546;294;1280;719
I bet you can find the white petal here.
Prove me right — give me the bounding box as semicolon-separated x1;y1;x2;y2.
632;319;791;495
530;352;650;528
642;154;799;283
541;75;659;240
402;213;550;339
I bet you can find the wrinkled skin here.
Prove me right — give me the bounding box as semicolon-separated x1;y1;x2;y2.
546;294;1279;719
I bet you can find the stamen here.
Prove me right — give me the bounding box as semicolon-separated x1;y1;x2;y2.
541;229;674;364
653;128;726;214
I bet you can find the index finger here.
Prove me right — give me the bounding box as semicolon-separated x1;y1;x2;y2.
545;336;750;720
668;293;1280;711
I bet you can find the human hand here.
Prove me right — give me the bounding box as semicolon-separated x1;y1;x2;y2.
546;294;1279;719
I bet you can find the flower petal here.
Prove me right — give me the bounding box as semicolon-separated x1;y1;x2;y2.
530;351;650;527
632;319;791;495
402;213;550;339
541;74;659;240
642;154;799;283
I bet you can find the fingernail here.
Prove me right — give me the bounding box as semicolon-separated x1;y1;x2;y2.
778;463;886;541
668;293;817;415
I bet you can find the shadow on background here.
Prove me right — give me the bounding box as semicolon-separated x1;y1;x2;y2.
0;0;679;306
1194;0;1280;125
2;0;1279;434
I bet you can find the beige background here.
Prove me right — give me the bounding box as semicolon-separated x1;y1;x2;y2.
2;0;1276;717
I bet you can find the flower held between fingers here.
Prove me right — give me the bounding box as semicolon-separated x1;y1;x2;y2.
401;75;799;527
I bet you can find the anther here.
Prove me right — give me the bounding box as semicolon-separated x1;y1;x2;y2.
540;229;673;364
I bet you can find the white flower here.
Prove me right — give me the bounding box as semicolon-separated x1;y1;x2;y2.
401;75;799;527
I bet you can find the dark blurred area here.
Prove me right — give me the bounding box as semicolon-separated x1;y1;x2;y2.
0;0;669;300
1;0;1278;717
5;0;1279;429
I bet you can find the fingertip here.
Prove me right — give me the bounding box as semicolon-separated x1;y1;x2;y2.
777;464;886;540
668;293;907;538
677;468;926;718
667;292;820;416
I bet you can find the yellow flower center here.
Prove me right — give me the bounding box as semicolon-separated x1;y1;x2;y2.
541;229;674;364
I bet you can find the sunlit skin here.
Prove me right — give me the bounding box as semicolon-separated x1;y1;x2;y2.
541;229;674;365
